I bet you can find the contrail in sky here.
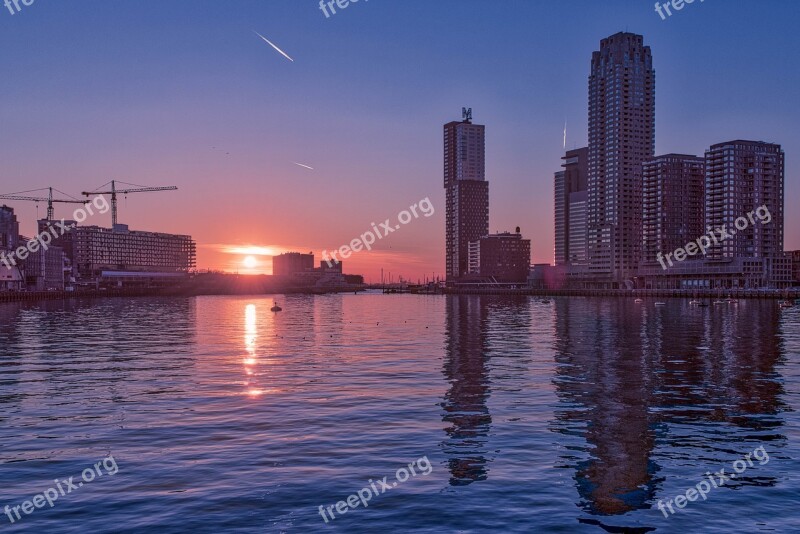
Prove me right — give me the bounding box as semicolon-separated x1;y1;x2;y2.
292;162;314;170
253;30;294;62
563;120;567;149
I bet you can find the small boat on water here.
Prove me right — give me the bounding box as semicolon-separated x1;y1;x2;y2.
634;298;643;304
655;302;666;306
270;301;282;312
726;298;738;304
713;300;726;305
779;300;793;309
689;299;700;305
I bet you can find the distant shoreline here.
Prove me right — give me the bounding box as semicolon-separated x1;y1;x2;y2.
2;286;798;304
444;287;799;300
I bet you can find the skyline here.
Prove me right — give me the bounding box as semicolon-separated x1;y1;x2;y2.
1;1;799;282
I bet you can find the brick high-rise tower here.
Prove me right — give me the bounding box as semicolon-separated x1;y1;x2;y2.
587;32;655;287
444;109;489;282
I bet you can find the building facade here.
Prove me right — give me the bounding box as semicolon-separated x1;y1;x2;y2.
789;250;800;284
568;191;588;265
705;141;784;261
587;32;655;286
641;154;705;266
272;252;315;276
703;140;787;287
0;205;20;252
0;205;23;290
25;244;65;290
444;111;489;282
468;230;531;283
72;224;196;284
554;147;588;266
273;252;349;288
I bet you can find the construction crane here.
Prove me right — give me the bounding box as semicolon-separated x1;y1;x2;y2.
0;187;89;220
82;180;178;226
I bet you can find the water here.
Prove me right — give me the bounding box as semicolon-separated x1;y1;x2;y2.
0;294;798;533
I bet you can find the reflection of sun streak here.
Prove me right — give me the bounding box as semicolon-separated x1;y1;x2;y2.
244;304;260;396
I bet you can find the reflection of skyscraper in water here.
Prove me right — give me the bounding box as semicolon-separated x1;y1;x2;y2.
552;299;657;515
441;295;492;485
552;300;786;518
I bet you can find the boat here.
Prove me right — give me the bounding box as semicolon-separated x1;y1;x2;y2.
779;300;793;309
713;300;725;305
726;298;738;304
270;301;282;312
634;298;643;304
655;302;666;306
689;299;700;305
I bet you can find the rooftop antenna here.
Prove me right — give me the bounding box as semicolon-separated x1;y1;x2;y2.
462;107;472;123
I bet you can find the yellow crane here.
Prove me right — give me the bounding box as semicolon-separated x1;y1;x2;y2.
82;180;178;226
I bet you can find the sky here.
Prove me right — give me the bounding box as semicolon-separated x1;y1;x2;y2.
0;0;798;283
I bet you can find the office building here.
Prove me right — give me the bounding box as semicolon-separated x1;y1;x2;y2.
0;205;23;290
555;147;589;266
38;219;77;262
272;252;315;276
705;140;787;286
25;243;66;290
705;141;784;260
273;252;349;288
638;141;789;289
72;224;196;286
568;192;588;265
444;109;489;281
468;229;530;283
0;205;20;251
641;154;705;266
587;32;655;286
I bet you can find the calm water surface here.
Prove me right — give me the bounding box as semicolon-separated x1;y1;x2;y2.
0;294;798;532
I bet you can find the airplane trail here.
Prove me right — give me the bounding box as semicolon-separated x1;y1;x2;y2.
253;30;294;62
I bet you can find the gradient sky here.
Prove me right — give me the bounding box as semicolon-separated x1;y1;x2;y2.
1;0;798;282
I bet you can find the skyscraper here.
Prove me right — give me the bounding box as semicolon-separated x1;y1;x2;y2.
587;32;655;287
444;109;489;281
554;147;588;266
704;140;784;261
641;154;705;266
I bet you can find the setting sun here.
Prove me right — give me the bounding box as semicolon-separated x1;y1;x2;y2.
243;256;257;268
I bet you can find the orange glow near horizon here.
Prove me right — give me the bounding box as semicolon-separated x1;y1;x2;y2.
199;243;443;283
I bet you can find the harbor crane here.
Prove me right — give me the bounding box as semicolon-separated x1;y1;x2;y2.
0;187;89;220
82;180;178;226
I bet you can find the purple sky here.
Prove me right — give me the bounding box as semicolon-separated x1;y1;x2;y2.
1;0;797;282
